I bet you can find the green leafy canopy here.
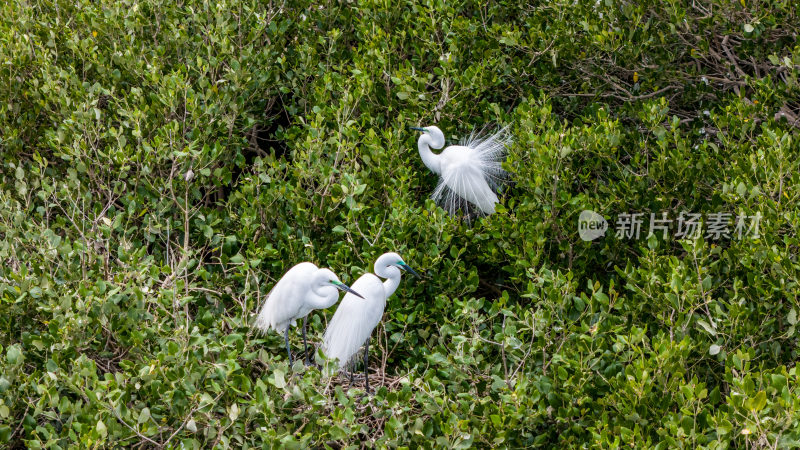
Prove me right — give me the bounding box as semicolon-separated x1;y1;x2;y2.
1;0;799;448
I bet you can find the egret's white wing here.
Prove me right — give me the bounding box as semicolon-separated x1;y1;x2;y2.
322;273;385;368
254;262;318;333
434;147;501;215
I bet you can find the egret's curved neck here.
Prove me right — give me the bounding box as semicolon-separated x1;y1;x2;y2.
382;272;402;299
418;135;442;174
310;285;338;309
376;267;402;299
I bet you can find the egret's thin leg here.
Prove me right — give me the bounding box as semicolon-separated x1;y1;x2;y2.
284;327;293;365
364;338;370;393
302;316;310;365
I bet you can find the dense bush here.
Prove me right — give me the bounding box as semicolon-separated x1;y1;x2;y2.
1;0;799;447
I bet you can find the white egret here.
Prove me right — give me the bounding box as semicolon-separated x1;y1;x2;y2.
411;125;511;216
254;262;363;365
322;252;419;392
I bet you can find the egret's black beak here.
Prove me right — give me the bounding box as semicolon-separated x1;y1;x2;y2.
333;281;365;299
397;262;421;278
409;126;426;132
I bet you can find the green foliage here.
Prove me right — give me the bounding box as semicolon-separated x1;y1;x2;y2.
1;0;799;447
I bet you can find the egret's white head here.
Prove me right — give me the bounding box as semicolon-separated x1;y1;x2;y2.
410;125;445;149
313;268;364;298
374;252;421;278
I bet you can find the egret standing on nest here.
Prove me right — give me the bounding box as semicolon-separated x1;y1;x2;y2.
411;125;511;216
322;252;420;392
254;262;363;365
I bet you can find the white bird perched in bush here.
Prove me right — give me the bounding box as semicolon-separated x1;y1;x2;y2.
254;262;363;365
411;125;511;216
322;252;419;392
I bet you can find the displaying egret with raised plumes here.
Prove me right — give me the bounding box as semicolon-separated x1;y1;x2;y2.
322;252;420;392
411;125;511;216
254;262;363;365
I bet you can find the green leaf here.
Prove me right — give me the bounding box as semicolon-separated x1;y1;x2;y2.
752;390;767;412
272;369;286;389
697;319;717;336
96;420;107;438
228;403;240;421
5;345;22;365
593;291;609;304
138;407;151;424
716;419;733;435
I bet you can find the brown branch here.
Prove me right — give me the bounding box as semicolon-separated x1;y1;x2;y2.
107;404;161;447
721;35;747;78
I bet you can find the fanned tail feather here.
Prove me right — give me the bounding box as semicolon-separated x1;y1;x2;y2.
461;125;511;190
432;178;475;218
